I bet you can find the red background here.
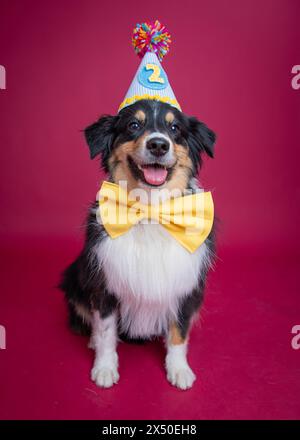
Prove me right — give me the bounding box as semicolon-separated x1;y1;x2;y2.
0;0;300;420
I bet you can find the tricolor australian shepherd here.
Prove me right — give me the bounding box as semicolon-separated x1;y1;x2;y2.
60;99;216;390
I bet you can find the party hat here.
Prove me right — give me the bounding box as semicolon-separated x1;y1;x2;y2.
118;21;181;112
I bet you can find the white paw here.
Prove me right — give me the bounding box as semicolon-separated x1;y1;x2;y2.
91;366;119;388
166;365;196;390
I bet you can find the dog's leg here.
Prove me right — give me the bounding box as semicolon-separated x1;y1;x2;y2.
165;282;206;389
90;311;119;388
165;322;196;390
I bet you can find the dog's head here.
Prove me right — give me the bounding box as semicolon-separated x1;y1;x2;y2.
85;100;216;191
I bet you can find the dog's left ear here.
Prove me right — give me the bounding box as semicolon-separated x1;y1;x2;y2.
84;115;118;167
188;117;216;161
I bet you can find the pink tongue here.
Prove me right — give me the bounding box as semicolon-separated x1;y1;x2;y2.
142;166;168;186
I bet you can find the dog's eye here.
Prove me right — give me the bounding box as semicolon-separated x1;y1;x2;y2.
128;121;140;132
170;124;180;134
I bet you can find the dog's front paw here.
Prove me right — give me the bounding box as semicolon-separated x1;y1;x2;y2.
166;364;196;390
91;365;119;388
91;353;119;388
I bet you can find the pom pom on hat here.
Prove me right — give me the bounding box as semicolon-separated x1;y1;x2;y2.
132;20;171;62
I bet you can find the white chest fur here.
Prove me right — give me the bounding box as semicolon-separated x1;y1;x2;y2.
96;223;209;338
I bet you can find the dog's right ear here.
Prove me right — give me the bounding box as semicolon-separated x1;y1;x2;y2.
84;115;117;164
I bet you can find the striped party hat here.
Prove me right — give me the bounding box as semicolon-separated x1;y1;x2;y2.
118;21;181;113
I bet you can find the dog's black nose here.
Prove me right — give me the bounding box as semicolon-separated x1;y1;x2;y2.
146;137;170;157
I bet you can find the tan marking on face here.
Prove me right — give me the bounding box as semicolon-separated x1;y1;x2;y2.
164;143;193;192
108;139;192;193
135;110;146;123
165;111;175;124
169;322;185;345
108;132;150;191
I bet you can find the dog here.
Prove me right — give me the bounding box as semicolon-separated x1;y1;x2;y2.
60;99;216;390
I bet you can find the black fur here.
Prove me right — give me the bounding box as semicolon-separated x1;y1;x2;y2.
67;302;91;336
84;100;216;175
85;115;117;163
59;209;119;333
61;100;216;341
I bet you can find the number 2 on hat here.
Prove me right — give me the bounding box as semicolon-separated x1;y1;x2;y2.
145;64;165;84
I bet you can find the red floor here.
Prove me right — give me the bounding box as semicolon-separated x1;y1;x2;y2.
0;239;299;420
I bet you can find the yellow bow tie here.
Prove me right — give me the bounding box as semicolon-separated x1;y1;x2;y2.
97;181;214;253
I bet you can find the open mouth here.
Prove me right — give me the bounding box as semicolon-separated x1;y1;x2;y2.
128;156;175;186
